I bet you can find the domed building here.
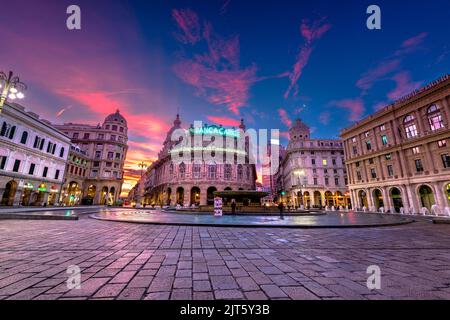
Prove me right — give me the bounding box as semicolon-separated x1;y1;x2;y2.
54;110;128;205
143;114;257;206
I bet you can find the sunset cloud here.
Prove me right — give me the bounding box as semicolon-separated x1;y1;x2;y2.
172;8;258;115
207;116;241;127
387;71;423;101
284;18;331;99
331;98;364;121
172;8;202;44
278;108;292;127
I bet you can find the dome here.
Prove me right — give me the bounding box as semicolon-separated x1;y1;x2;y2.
289;118;310;140
104;109;127;126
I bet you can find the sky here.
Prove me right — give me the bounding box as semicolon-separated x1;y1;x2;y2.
1;0;449;196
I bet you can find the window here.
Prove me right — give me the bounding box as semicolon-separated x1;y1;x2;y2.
119;127;124;133
356;161;360;167
324;169;328;174
385;153;392;160
59;147;65;158
387;165;394;177
442;154;450;168
366;141;372;151
0;122;16;139
98;134;104;140
356;171;362;180
95;151;101;159
224;164;232;180
312;168;317;174
369;158;374;164
427;104;444;131
47;142;53;153
0;156;7;170
311;151;315;155
105;125;110;130
179;162;186;178
438;139;447;148
237;165;243;180
93;161;100;167
351;137;356;143
73;133;79;139
370;168;377;179
118;136;123;142
364;131;370;137
20;131;28;144
352;146;358;155
207;164;216;178
27;163;35;175
313;178;318;185
40;139;45;150
110;135;116;141
404;115;418;138
333;169;337;174
74;167;78;175
106;162;112;167
334;177;339;185
380;124;386;131
193;163;201;178
115;153;121;159
70;165;74;174
112;125;118;131
412;146;420;154
107;152;114;159
42;166;48;177
12;159;21;172
169;163;174;176
311;159;316;165
55;169;60;180
415;159;424;172
83;133;90;139
332;159;336;165
381;135;388;145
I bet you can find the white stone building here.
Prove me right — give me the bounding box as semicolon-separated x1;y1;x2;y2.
0;103;70;206
280;119;350;208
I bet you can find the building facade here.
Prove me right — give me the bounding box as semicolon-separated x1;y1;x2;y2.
59;145;90;206
54;110;128;205
280;119;350;208
143;115;257;206
0;103;70;206
341;74;450;214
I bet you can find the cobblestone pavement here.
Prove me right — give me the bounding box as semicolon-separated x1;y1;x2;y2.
0;215;449;300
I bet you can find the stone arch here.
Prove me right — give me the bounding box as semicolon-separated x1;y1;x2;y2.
324;191;333;206
109;187;116;205
303;191;311;207
166;187;172;206
100;186;109;205
313;191;322;207
190;186;200;206
176;187;184;205
207;186;217;205
389;187;403;213
358;190;368;208
1;180;17;206
417;184;435;210
372;189;384;209
224;187;232;191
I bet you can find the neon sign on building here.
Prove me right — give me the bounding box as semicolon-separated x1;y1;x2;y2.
189;125;240;138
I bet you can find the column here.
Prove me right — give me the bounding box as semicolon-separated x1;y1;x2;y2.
431;182;446;212
381;187;390;212
414;109;426;137
200;188;207;206
367;188;374;209
406;184;419;214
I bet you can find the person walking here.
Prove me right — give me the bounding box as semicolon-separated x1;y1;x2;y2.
278;201;284;220
231;199;237;215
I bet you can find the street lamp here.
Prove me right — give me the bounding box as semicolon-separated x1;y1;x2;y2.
0;71;27;112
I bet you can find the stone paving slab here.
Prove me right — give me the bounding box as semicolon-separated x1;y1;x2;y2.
0;215;449;300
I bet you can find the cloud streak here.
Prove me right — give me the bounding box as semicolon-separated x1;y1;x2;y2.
284;18;331;99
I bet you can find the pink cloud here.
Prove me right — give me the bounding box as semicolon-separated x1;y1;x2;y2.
318;111;330;125
356;60;401;92
331;98;364;121
172;8;201;44
394;32;428;56
172;9;257;115
207;116;241;127
278;108;292;127
284;18;331;99
387;71;423;101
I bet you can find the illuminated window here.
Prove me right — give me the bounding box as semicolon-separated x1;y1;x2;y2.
322;159;327;166
381;135;388;145
427;104;444;131
404;115;418;138
412;147;420;154
438;139;447;148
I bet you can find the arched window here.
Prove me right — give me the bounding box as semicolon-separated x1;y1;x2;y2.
207;163;216;179
403;114;418;138
224;164;232;180
427;104;444;131
237;164;243;180
192;162;201;178
20;131;28;144
179;162;185;178
59;147;65;158
169;162;174;177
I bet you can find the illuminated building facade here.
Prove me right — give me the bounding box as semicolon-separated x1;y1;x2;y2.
144;115;257;206
341;75;450;213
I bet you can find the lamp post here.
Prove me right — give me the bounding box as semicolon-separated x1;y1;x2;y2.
0;71;27;112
